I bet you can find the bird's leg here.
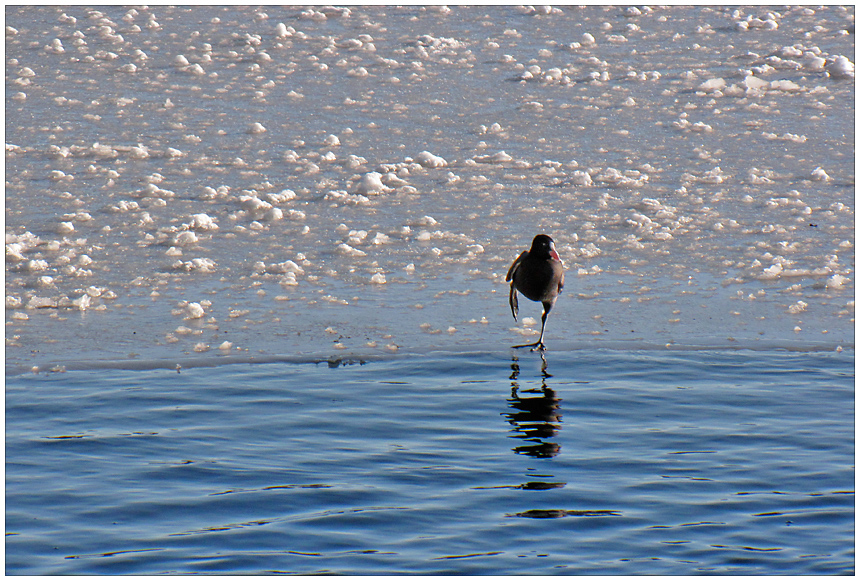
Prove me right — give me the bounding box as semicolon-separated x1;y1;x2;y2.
508;284;519;320
532;309;549;351
512;307;549;351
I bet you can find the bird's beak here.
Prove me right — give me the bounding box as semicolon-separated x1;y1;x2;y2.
549;242;560;262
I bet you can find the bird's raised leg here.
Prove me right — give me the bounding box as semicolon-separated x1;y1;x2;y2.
508;283;519;320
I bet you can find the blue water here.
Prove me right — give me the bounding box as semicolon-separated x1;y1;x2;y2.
6;349;854;575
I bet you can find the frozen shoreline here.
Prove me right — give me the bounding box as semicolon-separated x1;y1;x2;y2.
6;339;852;378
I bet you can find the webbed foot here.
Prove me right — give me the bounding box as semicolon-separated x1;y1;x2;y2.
512;341;546;352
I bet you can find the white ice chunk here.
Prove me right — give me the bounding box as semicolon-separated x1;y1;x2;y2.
826;55;854;79
264;207;283;221
569;170;593;186
415;151;448;168
247;122;267;134
27;296;58;309
239;194;273;219
810;166;831;181
474;151;513;163
356;171;390;195
760;263;783;279
337;243;367;257
173;231;199;246
187;213;218;231
184;63;206;76
172;258;216;272
743;75;769;91
324;190;370;206
769;79;802;92
72;294;91;311
268;260;304;274
184;302;206;319
411;215;439;227
699;78;726;92
826;274;848;289
56;221;75;234
266;189;296;204
6;243;26;262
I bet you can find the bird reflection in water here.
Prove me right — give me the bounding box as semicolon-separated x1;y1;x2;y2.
505;353;561;458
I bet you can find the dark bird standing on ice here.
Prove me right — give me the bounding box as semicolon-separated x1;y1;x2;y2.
506;234;565;351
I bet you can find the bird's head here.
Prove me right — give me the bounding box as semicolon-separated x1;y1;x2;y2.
530;234;560;261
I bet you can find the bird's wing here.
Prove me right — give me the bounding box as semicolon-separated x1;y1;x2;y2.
558;269;565;292
505;251;528;282
509;281;519;320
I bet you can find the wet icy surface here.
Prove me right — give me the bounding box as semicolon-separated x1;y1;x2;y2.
5;5;855;371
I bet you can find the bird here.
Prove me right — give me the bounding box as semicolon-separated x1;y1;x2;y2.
505;234;565;351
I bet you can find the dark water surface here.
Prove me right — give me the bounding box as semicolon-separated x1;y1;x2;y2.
6;349;854;575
